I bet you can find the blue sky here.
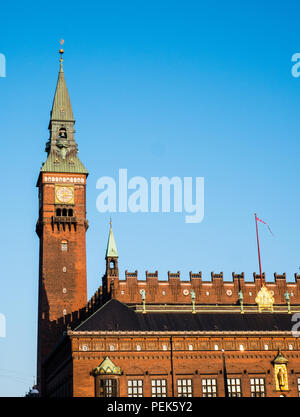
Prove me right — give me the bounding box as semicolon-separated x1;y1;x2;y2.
0;0;300;396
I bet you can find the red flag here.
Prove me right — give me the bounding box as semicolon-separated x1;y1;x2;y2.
255;215;274;236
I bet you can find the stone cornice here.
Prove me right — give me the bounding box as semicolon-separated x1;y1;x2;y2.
68;330;295;337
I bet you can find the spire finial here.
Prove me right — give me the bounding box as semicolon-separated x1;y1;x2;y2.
59;39;64;68
110;217;112;228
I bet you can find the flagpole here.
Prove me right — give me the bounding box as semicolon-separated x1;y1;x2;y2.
254;213;263;288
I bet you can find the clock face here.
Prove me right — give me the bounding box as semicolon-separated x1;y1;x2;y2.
55;186;74;204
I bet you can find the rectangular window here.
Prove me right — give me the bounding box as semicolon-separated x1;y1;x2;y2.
227;378;242;397
297;378;300;397
128;379;143;397
99;379;117;397
151;379;167;397
202;378;218;397
250;378;266;397
61;241;68;251
177;379;193;397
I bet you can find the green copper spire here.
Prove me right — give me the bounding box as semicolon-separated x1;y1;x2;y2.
50;56;74;122
41;46;88;175
106;219;118;258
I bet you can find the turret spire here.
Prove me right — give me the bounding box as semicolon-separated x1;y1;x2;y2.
106;219;118;258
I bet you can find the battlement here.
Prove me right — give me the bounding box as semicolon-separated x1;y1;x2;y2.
105;270;300;306
112;270;298;284
52;269;300;334
48;268;300;344
52;286;105;331
211;272;223;280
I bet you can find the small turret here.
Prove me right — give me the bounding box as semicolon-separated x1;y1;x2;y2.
103;220;119;297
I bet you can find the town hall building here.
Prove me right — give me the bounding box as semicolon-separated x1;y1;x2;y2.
36;49;300;397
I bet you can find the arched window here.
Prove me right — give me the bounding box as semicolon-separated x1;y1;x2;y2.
68;209;73;216
61;240;68;251
56;208;61;216
110;260;115;269
62;208;67;216
58;127;67;138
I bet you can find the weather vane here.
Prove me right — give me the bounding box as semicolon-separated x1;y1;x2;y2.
59;39;64;63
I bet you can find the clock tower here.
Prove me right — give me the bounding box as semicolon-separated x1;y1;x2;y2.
36;49;88;391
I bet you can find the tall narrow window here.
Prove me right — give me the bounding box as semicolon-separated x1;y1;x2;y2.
61;240;68;251
297;378;300;397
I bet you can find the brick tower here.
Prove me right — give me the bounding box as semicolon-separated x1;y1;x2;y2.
36;49;88;391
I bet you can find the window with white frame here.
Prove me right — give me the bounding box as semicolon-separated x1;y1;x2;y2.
98;379;118;397
227;378;242;397
177;379;193;397
61;240;68;251
127;379;143;397
297;378;300;397
201;378;217;397
151;379;167;397
250;378;265;397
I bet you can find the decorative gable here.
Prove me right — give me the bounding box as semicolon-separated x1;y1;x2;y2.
255;285;274;312
91;357;122;376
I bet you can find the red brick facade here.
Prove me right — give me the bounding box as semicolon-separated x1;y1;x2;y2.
37;57;300;398
36;172;88;390
43;331;300;397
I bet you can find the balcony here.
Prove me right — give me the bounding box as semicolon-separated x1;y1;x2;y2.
51;216;77;231
52;216;77;224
